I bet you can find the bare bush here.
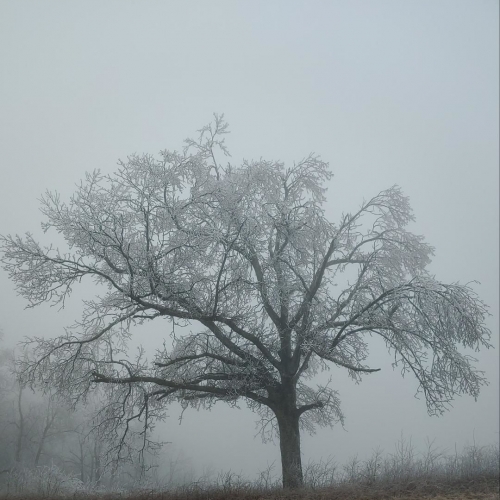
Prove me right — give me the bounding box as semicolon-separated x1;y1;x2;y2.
2;464;84;498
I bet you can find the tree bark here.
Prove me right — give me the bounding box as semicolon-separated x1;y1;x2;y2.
273;378;303;489
276;409;303;488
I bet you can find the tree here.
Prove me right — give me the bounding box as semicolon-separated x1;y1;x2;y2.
0;347;75;474
0;115;491;488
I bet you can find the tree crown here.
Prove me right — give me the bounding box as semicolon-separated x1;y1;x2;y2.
0;115;491;452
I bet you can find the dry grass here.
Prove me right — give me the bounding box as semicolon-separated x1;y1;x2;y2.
1;439;498;500
1;477;498;500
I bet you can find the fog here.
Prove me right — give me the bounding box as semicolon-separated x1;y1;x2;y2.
0;0;498;481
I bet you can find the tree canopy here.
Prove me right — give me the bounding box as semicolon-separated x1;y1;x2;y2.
0;115;491;488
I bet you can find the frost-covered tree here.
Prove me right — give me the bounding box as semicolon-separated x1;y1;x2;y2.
0;116;491;488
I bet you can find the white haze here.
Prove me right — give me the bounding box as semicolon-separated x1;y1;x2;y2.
0;0;498;479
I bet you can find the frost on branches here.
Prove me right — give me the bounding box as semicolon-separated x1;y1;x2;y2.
0;116;491;489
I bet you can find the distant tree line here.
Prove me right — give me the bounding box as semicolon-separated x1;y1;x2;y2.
0;345;181;492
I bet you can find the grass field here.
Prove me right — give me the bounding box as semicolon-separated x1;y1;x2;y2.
0;479;498;500
1;439;498;499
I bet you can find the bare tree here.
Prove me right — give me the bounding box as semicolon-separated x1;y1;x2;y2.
0;348;75;475
0;116;491;488
32;395;70;467
64;395;157;488
0;350;28;469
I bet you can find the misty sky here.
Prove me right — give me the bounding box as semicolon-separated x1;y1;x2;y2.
0;1;498;478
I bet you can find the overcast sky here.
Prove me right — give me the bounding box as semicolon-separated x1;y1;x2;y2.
0;0;498;479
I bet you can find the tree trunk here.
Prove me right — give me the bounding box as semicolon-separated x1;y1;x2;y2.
273;378;303;489
15;386;24;463
276;408;303;488
79;438;85;483
35;406;55;466
93;439;102;486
